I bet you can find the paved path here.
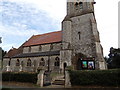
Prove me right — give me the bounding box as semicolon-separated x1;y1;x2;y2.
2;81;66;89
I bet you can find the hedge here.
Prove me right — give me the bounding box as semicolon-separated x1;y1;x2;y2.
69;69;120;87
2;72;38;84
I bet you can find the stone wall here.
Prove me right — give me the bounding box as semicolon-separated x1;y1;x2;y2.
70;13;96;57
23;43;62;53
3;55;60;72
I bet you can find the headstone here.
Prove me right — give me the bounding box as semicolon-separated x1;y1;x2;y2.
6;65;11;72
65;71;71;87
19;65;22;72
37;70;45;87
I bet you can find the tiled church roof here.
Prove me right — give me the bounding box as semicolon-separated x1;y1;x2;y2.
4;31;62;58
23;31;62;47
4;48;18;58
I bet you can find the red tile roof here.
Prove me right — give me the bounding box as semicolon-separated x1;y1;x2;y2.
23;31;62;47
4;43;24;58
4;48;19;58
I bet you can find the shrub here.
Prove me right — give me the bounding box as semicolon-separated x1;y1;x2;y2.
69;69;120;87
2;72;38;84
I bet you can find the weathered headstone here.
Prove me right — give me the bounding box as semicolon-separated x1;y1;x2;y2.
37;70;45;87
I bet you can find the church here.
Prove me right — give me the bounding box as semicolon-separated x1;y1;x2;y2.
3;0;107;72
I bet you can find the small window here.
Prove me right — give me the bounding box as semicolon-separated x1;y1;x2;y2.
29;46;31;52
27;59;31;66
50;44;53;50
16;59;20;66
54;57;60;66
39;45;41;51
78;32;81;40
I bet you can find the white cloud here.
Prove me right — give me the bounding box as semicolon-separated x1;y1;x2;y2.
0;43;18;51
0;24;40;37
5;0;66;21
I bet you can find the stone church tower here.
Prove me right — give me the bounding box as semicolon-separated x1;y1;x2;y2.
60;0;107;70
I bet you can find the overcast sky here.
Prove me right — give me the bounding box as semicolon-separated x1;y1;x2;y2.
0;0;119;57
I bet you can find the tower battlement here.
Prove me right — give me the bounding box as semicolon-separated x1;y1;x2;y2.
67;0;95;16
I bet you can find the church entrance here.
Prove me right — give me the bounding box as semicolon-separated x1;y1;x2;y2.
63;63;67;70
63;62;67;78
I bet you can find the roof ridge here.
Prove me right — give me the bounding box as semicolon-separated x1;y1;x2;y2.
33;30;61;37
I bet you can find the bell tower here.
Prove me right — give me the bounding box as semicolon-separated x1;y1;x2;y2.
67;0;95;16
60;0;107;70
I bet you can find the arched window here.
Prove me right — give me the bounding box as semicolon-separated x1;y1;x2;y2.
39;58;45;66
75;2;83;10
8;59;11;66
21;61;24;67
54;57;60;66
27;59;31;66
16;59;20;66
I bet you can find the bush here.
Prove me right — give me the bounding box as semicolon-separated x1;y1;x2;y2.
69;69;120;87
2;72;38;84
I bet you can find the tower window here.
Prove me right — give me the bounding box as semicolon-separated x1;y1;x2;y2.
79;2;83;9
75;2;79;10
75;2;79;6
78;32;81;40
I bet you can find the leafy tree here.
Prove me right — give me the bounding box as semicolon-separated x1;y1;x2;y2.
2;49;7;60
107;47;120;69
